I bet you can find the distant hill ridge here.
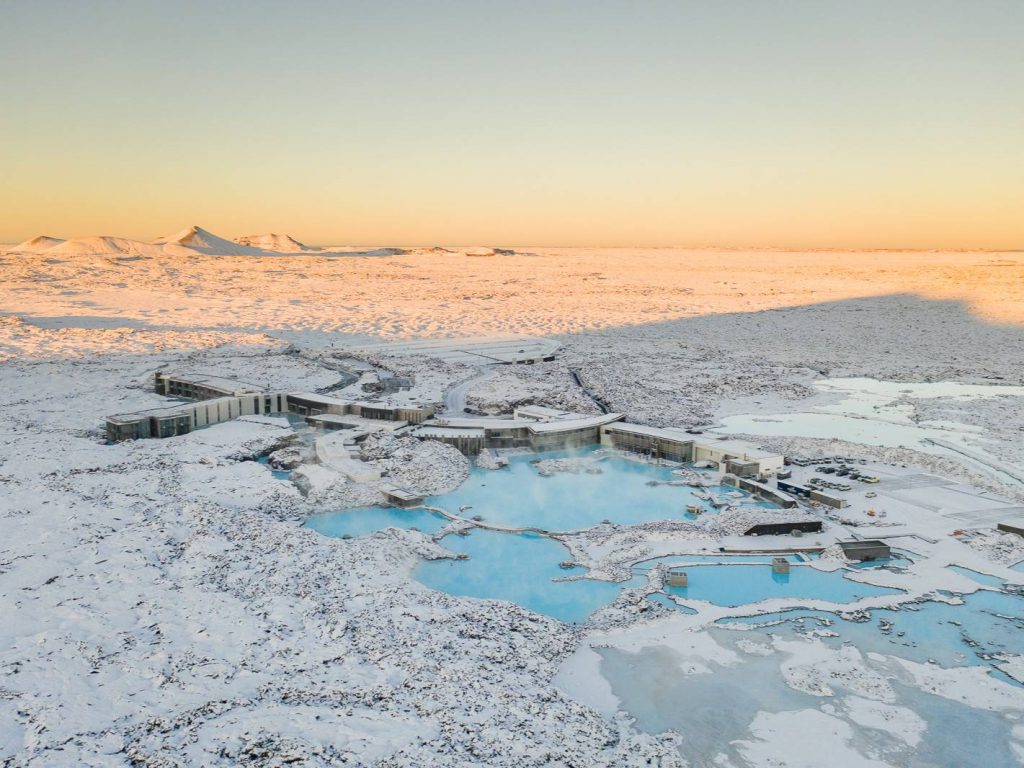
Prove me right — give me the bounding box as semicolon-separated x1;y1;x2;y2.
42;236;165;257
5;226;523;258
234;233;316;252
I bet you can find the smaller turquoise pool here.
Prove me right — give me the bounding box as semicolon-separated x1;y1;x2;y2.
636;554;807;568
307;506;450;538
257;455;293;481
657;563;901;607
415;529;645;624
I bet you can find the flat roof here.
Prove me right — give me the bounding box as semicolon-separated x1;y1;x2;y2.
309;414;408;430
602;422;696;442
695;437;781;461
417;426;487;438
107;394;246;423
383;487;423;501
307;414;355;425
528;413;624;433
515;405;575;420
431;417;527;430
107;404;191;423
288;392;351;406
160;372;261;394
351;400;402;411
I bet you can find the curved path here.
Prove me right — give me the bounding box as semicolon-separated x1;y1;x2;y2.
443;366;496;414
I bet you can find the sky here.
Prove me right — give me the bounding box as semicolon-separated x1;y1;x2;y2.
1;0;1022;249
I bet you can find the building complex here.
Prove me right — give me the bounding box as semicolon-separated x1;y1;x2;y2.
106;372;786;480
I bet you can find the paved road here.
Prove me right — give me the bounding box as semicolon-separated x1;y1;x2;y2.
443;366;496;414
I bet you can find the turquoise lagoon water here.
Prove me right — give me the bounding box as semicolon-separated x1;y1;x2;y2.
651;561;901;607
421;448;774;530
308;448;777;540
306;506;450;538
414;546;894;622
257;455;292;481
414;529;644;623
306;449;904;621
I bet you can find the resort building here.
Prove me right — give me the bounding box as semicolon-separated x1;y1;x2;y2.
838;540;891;562
416;412;625;454
106;375;790;497
106;373;431;441
383;486;424;507
105;393;289;441
286;392;433;423
599;422;696;463
155;371;262;400
599;423;785;478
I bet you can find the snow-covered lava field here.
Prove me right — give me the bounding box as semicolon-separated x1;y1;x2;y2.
3;236;1024;767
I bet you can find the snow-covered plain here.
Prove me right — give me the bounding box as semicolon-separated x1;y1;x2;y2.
2;238;1024;766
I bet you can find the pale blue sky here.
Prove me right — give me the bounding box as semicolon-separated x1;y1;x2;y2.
2;0;1022;247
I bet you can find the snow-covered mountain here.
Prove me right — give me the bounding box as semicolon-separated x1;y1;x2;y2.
233;233;317;252
153;225;267;256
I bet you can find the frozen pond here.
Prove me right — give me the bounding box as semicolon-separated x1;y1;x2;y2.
597;620;1024;767
415;529;644;623
591;578;1024;766
720;588;1024;676
598;638;821;765
713;377;1024;466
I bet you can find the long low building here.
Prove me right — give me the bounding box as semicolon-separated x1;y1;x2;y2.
286;392;433;424
106;393;290;440
107;374;788;484
411;413;785;473
106;373;432;441
155;371;264;399
599;423;784;477
416;412;625;454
